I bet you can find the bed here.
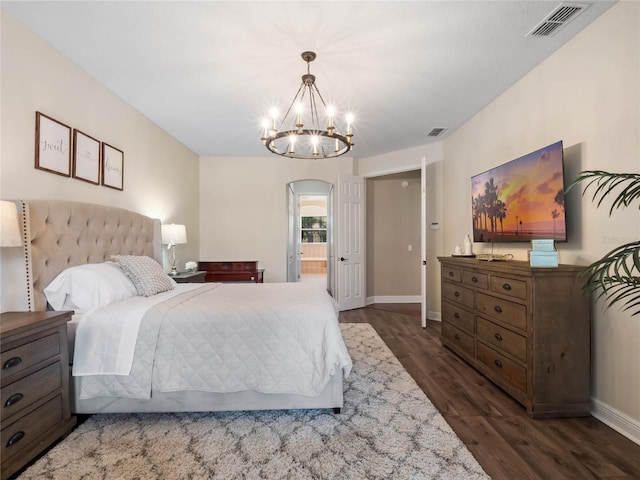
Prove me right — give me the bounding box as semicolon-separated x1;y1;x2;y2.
11;200;351;414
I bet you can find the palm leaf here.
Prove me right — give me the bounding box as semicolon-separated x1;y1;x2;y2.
565;170;640;215
566;170;640;316
580;241;640;316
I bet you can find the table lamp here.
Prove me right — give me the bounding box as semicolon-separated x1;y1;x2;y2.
161;223;187;276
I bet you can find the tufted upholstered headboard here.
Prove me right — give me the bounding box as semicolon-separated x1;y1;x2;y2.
15;200;162;311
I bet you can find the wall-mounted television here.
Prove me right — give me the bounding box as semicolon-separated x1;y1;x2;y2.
471;140;566;243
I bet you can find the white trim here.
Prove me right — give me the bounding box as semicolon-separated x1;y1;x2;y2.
428;311;442;322
361;165;422;178
366;295;421;305
591;397;640;446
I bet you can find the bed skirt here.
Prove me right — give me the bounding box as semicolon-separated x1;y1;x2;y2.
70;371;344;414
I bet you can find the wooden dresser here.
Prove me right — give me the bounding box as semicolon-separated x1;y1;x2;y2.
198;261;264;283
0;311;77;479
438;257;591;418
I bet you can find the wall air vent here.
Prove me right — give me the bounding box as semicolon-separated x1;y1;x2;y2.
526;2;590;37
428;128;446;137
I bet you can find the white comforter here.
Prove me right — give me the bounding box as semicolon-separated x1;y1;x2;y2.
73;284;203;376
73;283;352;400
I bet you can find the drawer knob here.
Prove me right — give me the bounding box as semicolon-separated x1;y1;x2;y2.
502;283;512;291
448;271;454;277
454;291;460;297
2;356;22;370
472;276;478;283
454;334;461;340
4;393;24;408
454;313;461;319
494;333;503;342
6;431;25;448
494;359;503;369
494;305;503;313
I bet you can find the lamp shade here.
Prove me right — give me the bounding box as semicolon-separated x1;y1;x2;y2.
161;224;187;246
0;201;22;247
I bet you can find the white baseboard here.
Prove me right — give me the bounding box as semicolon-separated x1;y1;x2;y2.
591;397;640;446
366;295;421;305
428;311;441;321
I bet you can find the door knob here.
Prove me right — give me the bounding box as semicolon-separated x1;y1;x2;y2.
340;257;348;262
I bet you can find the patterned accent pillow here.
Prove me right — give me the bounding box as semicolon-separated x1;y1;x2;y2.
111;255;175;296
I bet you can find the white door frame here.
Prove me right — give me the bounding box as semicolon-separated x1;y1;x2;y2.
362;160;427;324
286;180;333;290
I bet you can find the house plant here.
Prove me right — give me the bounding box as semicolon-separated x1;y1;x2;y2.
566;170;640;316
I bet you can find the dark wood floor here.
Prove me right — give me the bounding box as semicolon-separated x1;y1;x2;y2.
339;304;640;480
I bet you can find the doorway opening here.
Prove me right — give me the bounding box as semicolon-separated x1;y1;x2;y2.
300;195;328;286
286;180;334;294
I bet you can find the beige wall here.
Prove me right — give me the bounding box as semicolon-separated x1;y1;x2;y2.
443;2;639;438
199;156;353;283
366;172;421;300
0;13;201;269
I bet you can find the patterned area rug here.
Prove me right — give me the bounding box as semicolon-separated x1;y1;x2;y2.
20;323;490;479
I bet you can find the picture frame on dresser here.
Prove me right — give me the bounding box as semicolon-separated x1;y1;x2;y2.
101;142;124;190
34;112;72;177
72;129;101;185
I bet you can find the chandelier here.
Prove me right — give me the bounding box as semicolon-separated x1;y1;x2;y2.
261;51;354;159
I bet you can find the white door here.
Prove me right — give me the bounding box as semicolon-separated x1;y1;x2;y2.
337;174;365;311
421;156;428;328
326;185;335;295
286;185;300;282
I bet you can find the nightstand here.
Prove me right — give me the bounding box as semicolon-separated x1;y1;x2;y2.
0;311;77;480
170;271;207;283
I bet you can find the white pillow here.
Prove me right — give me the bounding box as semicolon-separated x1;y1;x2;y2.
44;262;138;312
111;255;175;297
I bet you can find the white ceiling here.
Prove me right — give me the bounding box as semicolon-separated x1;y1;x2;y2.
1;1;615;159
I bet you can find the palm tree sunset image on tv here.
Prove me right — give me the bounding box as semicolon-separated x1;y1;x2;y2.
471;141;567;243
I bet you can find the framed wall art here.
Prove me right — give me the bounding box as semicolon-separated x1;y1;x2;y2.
102;142;124;191
35;112;72;177
72;129;101;184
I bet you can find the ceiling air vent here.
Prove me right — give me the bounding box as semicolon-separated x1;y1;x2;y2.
428;128;446;137
526;2;590;38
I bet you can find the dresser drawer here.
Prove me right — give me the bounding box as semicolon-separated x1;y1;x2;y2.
1;362;62;420
476;292;527;331
200;261;258;272
477;317;527;362
462;270;488;290
442;282;474;309
490;275;528;300
1;395;63;462
1;333;60;379
476;341;527;393
442;300;474;333
442;266;461;282
205;272;260;283
442;322;475;357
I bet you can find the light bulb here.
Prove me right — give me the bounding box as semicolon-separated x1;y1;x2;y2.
269;108;278;134
295;103;303;131
326;105;335;134
261;118;270;144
